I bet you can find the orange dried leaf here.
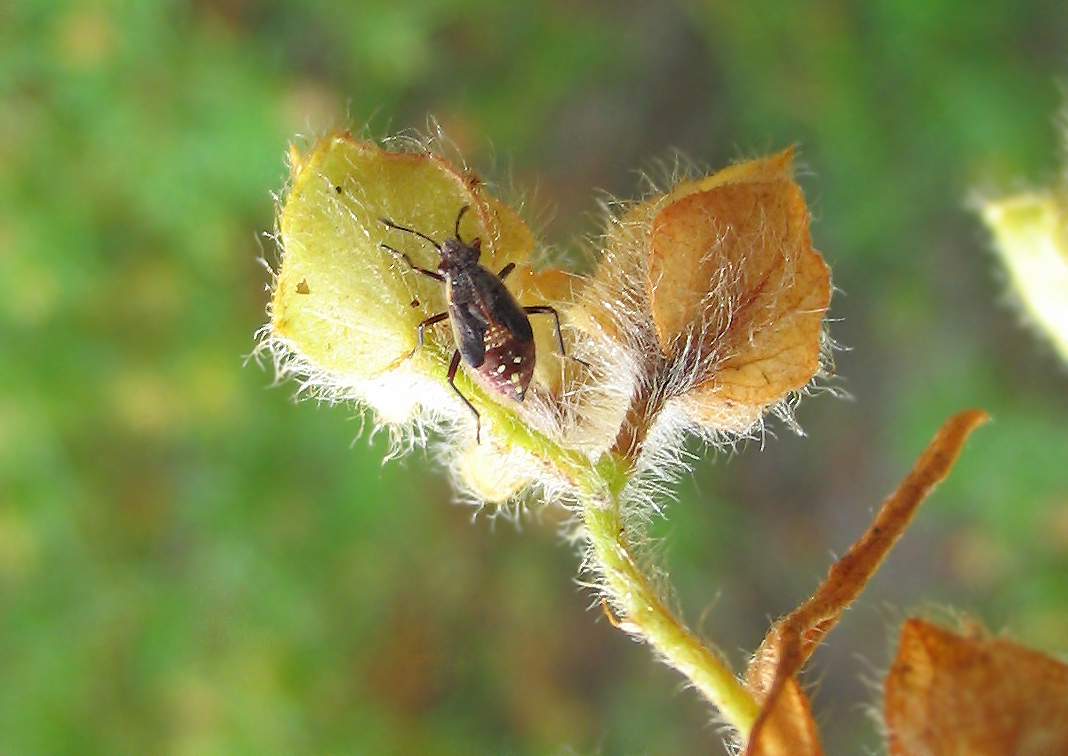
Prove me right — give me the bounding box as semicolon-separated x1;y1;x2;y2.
676;149;796;198
885;619;1068;756
744;410;988;750
745;678;823;756
646;150;830;428
747;409;989;696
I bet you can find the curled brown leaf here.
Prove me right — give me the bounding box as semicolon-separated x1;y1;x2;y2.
744;409;988;750
744;677;824;756
648;149;831;432
574;150;833;461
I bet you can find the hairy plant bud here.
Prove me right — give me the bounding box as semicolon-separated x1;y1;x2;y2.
263;131;832;502
573;150;832;460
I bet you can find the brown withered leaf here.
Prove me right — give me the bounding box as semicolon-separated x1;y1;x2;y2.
647;150;830;431
885;619;1068;756
744;410;988;750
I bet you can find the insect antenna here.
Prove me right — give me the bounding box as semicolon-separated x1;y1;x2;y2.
378;217;443;250
453;204;470;238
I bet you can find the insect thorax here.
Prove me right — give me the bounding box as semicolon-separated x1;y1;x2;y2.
439;237;481;271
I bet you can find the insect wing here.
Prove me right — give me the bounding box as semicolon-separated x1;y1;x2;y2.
449;297;488;367
469;270;536;400
479;326;535;400
477;270;534;342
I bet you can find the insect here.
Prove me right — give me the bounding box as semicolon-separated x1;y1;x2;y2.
379;205;577;442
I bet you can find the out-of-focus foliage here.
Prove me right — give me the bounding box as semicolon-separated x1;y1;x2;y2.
1;1;1066;755
980;193;1068;363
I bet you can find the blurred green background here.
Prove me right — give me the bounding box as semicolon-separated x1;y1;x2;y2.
3;1;1068;754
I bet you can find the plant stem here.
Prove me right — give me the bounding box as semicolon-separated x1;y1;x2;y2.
582;495;761;742
458;367;761;740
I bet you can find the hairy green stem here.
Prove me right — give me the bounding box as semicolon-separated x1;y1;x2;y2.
459;370;761;740
581;493;760;740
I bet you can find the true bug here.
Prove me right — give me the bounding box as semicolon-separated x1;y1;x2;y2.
379;205;576;442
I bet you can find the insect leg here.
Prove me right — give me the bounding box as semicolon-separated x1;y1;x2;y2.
497;262;516;280
525;305;591;368
410;311;450;358
380;243;444;281
446;349;482;443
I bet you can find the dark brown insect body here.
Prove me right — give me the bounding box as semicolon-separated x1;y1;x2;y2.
380;206;570;441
